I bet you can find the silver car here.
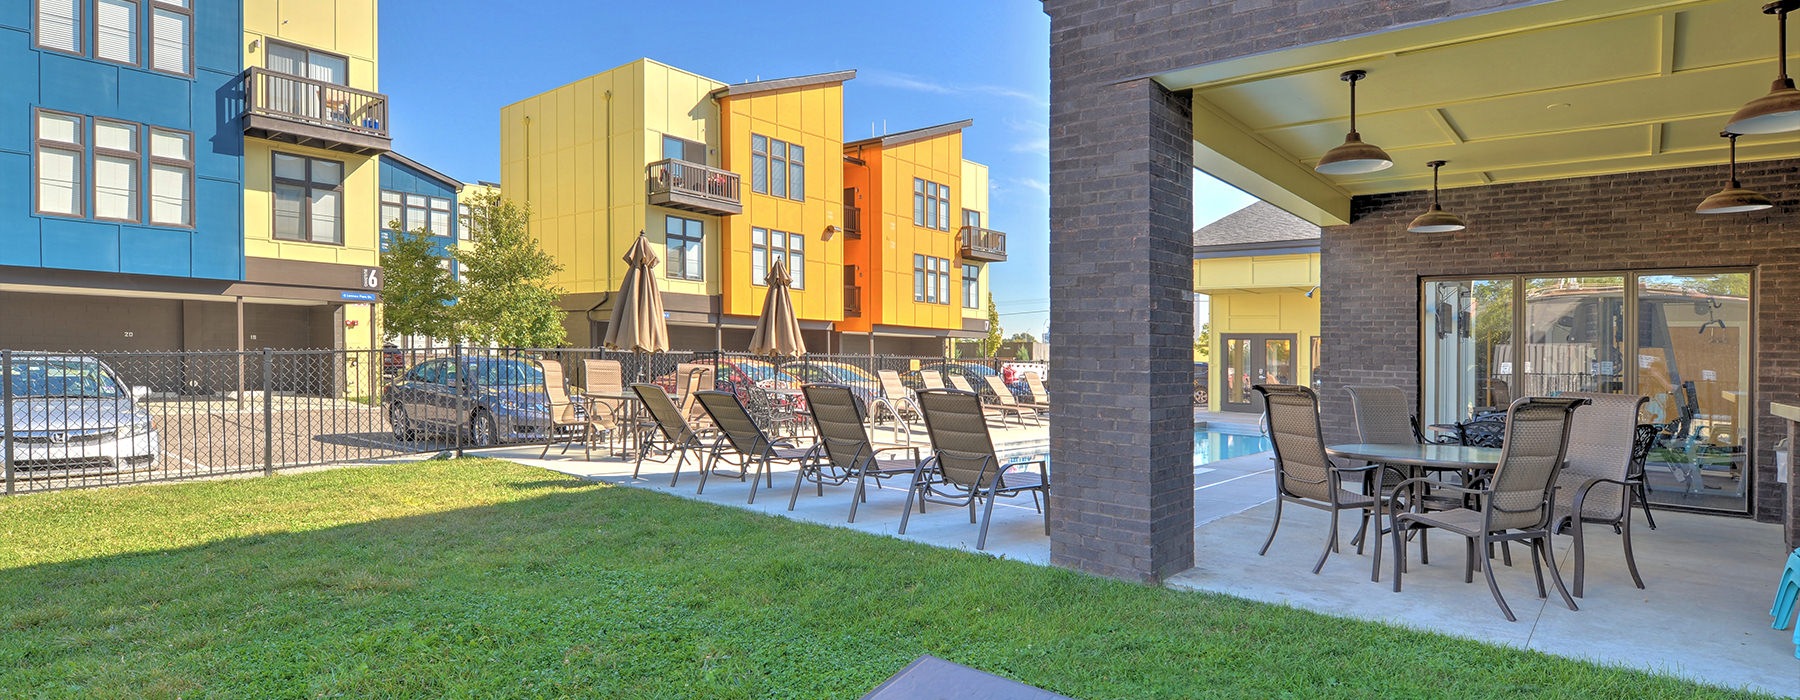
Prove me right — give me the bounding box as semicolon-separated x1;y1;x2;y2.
3;354;160;476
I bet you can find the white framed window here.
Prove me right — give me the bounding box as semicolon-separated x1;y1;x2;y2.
93;119;139;222
36;0;81;54
913;178;951;230
751;134;802;201
35;110;85;217
149;1;191;76
148;128;191;227
429;197;451;234
273;152;344;245
381;191;454;235
751;227;805;289
380;191;402;230
665;215;704;281
94;0;137;65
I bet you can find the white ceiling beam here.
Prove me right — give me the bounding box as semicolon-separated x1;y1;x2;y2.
1192;95;1351;227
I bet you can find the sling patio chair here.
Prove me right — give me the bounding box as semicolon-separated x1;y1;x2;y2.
1254;384;1392;580
1554;392;1651;598
1389;396;1588;622
578;358;627;453
1022;372;1051;412
674;363;717;430
537;359;615;460
947;374;1026;426
631;383;714;486
981;375;1042;426
1627;423;1662;530
695;390;818;504
919;370;946;390
871;369;922;427
903;388;1049;551
1345;384;1471;562
792;383;928;522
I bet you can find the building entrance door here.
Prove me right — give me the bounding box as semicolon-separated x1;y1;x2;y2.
1220;334;1294;413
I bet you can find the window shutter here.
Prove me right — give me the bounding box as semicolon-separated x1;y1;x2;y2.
151;8;189;73
37;0;79;52
96;0;136;64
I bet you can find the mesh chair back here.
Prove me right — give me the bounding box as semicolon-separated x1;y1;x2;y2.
1486;397;1585;530
696;390;773;457
1557;392;1648;519
582;359;623;396
634;383;695;444
917;389;1002;489
1025;373;1050;405
1345;385;1418;444
982;375;1023;407
804;384;873;471
921;371;945;390
1253;384;1333;502
878;370;911;402
539;359;579;424
676;363;715;422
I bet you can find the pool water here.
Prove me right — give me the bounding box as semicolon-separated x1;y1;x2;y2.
1195;428;1272;467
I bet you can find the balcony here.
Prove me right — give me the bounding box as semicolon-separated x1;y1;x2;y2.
241;67;391;155
843;204;862;239
959;226;1008;262
844;284;863;318
646;159;742;216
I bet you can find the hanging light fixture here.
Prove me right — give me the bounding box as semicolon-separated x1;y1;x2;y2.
1314;69;1394;175
1408;160;1467;233
1727;0;1800;134
1697;132;1775;214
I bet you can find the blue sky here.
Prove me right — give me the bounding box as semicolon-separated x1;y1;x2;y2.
380;0;1254;340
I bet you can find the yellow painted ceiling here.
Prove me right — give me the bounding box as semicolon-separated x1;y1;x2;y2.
1159;0;1800;225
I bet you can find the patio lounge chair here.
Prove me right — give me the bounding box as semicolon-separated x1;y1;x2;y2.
631;383;712;486
792;383;927;522
1022;373;1051;412
674;363;716;429
904;389;1049;550
947;374;1026;426
1255;384;1390;580
920;370;945;390
1390;396;1588;622
537;359;613;460
981;375;1042;425
694;390;817;504
1554;392;1650;598
871;369;922;428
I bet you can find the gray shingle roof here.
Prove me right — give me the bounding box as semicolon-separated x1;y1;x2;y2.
1193;202;1320;248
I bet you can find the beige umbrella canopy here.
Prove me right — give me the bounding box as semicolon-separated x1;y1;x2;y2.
749;257;806;358
603;232;669;353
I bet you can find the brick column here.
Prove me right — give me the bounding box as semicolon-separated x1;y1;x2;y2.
1047;76;1195;581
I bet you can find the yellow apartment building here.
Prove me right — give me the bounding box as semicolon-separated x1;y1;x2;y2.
237;0;390;358
1194;202;1321;412
842;122;1005;355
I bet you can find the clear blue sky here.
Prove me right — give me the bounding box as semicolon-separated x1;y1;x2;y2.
379;0;1253;340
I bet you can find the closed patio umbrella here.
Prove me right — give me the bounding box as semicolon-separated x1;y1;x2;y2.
604;232;669;380
749;257;806;358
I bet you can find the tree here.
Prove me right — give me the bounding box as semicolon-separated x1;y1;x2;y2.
981;293;1003;357
1008;331;1038;344
453;191;568;348
1194;322;1211;360
380;224;459;345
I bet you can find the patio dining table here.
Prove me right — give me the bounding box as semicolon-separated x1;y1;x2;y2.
1325;443;1501;473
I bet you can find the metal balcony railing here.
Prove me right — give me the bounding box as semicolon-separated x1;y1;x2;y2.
843;204;862;239
844;285;863;318
242;67;390;154
958;226;1007;262
646;159;742;215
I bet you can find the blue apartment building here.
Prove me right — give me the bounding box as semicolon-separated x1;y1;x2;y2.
378;152;461;278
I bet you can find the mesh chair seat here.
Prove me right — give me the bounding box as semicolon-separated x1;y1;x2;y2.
1255;384;1393;581
905;389;1049;551
696;390;817;504
793;383;930;523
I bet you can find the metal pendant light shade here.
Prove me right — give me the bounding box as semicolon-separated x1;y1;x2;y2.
1727;0;1800;134
1409;161;1466;233
1315;70;1394;175
1697;133;1774;214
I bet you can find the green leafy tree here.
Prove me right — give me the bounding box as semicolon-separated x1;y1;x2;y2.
1008;332;1038;344
1194;322;1211;360
454;191;568;348
380;224;459;346
981;293;1003;357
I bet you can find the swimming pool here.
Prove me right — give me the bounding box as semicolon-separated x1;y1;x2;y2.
1195;427;1272;466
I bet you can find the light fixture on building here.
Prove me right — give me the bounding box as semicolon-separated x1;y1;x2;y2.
1728;0;1800;134
1697;132;1775;214
1315;70;1394;175
1408;160;1467;233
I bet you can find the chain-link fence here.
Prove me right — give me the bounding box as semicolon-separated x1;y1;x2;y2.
1;346;1033;495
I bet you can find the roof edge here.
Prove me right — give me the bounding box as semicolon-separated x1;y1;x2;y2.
382;152;462;190
711;69;857;98
845;119;975;149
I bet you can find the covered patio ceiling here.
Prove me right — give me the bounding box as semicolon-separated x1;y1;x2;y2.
1158;0;1800;226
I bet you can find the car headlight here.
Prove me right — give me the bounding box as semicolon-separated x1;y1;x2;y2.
118;421;154;439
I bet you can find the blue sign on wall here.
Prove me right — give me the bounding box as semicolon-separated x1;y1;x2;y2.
340;291;378;302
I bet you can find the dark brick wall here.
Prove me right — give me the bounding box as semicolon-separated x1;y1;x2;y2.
1319;161;1800;541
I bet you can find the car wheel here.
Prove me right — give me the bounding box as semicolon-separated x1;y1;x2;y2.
390;403;416;442
469;409;498;448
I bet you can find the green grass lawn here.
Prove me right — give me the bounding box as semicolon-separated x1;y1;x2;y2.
0;459;1769;699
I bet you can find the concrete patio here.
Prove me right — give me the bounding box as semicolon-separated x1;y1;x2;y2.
473;417;1797;697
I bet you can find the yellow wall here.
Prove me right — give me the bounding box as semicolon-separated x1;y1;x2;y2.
242;141;380;268
455;182;500;254
243;0;379;91
1197;253;1322;410
960;159;990;321
718;83;846;322
872;132;964;331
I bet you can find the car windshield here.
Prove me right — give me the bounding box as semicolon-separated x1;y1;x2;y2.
463;360;545;388
6;358;122;398
738;364;795;383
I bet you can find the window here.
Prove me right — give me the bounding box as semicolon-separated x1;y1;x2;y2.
457;203;481;241
273;152;344;244
36;0;81;53
92;119;138;222
913;178;951;229
937;257;949;303
751;227;804;289
381;190;453;235
267;41;348;84
665;215;704;281
913;255;951;304
94;0;137;65
149;1;190;75
750;134;803;201
429;197;451;234
35;111;84;216
661;134;705;163
914;254;926;302
963;264;979;309
148;128;191;227
963;208;981;228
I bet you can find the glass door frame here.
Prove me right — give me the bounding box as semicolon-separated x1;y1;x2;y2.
1220;333;1297;413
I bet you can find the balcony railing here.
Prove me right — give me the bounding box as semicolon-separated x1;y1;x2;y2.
844;284;863;318
241;67;391;155
843;204;862;239
647;159;742;216
959;226;1008;262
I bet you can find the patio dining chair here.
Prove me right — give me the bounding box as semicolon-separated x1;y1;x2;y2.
537;359;614;460
631;383;713;486
694;390;817;504
1553;392;1650;598
1627;423;1662;530
1389;396;1588;622
792;383;928;522
903;389;1049;551
1254;384;1391;580
1345;384;1442;560
578;358;627;452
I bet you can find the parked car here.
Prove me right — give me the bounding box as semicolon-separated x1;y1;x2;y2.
5;353;159;474
381;343;407;377
782;360;880;410
385;356;570;447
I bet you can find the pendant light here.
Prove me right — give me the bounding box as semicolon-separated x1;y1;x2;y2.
1727;0;1800;134
1697;132;1774;214
1315;70;1394;175
1408;160;1467;233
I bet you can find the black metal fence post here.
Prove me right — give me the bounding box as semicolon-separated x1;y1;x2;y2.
453;343;465;459
262;348;274;477
3;349;14;496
